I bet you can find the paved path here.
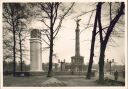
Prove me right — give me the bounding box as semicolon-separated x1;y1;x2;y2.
103;73;125;82
54;75;98;86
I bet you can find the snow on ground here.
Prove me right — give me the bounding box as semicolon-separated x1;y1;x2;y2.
41;77;66;86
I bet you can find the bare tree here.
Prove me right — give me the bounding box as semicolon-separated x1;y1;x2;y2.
97;2;125;82
37;2;74;77
17;21;28;72
86;5;98;79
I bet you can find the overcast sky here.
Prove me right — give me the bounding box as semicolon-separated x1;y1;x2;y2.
23;3;125;65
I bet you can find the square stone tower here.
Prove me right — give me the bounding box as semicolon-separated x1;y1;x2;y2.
30;29;42;72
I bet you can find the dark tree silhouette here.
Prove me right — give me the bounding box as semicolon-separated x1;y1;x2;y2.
97;2;125;82
86;4;98;79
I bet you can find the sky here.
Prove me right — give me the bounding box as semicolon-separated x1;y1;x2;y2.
23;3;125;65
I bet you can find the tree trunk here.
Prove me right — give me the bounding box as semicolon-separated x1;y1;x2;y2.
86;38;95;79
47;32;53;77
8;4;17;77
13;26;16;76
47;4;54;77
19;32;23;72
86;5;98;79
98;44;106;82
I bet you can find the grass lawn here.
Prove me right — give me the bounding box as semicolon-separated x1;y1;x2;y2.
3;75;125;87
3;75;50;87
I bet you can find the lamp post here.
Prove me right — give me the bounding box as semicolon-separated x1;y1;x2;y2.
107;59;114;74
18;60;24;72
58;59;65;71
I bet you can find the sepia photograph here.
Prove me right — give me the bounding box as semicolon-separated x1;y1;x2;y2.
1;1;127;88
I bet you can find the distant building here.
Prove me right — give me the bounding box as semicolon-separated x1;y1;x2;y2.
42;63;59;72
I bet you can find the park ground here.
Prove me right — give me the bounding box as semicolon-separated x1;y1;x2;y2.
3;74;125;87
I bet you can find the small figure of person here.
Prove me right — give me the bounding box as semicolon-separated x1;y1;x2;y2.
114;70;118;81
71;70;74;75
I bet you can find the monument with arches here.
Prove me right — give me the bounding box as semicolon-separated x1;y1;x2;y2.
29;29;43;75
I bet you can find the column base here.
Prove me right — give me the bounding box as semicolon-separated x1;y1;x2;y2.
29;71;45;76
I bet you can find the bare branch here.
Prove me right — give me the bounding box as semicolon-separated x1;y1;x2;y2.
45;33;50;41
102;28;119;47
80;10;94;34
40;19;50;28
97;3;104;43
52;3;60;26
96;26;109;35
53;3;75;39
73;9;96;19
41;29;51;41
39;3;50;17
109;2;112;23
41;38;50;46
80;25;93;34
104;2;125;43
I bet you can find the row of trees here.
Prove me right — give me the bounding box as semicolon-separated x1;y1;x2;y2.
3;60;30;74
3;2;125;83
3;3;29;76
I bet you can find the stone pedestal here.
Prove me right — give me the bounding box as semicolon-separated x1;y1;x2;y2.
30;29;42;72
71;56;84;72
